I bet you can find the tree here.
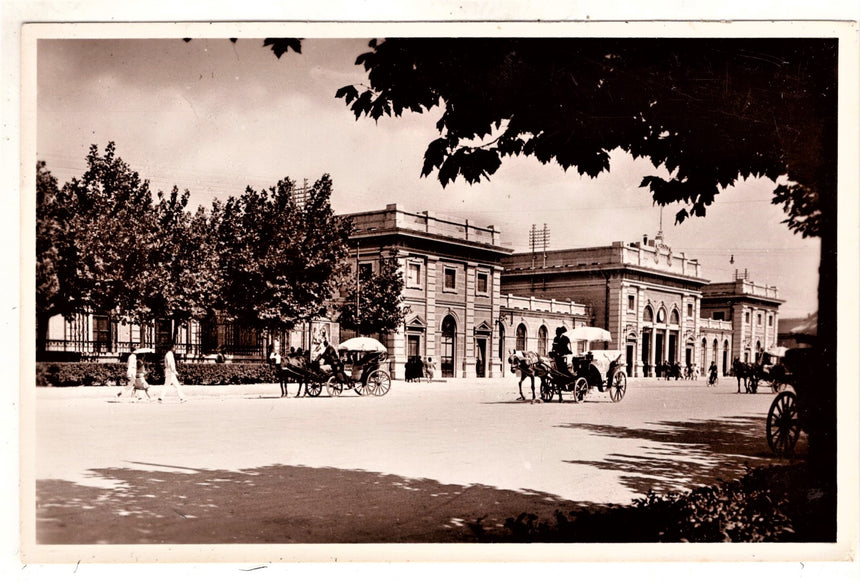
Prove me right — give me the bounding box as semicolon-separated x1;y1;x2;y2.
338;255;410;337
35;161;73;355
214;174;353;334
55;143;160;326
150;186;222;342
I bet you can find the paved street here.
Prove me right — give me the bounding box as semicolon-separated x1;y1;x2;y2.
32;376;805;544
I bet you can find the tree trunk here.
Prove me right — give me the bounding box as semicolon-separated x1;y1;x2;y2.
811;211;837;476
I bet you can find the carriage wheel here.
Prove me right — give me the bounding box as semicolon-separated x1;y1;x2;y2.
766;391;800;455
367;370;392;396
573;377;589;402
609;370;627;403
771;379;783;393
326;376;343;397
540;380;555;402
306;382;322;397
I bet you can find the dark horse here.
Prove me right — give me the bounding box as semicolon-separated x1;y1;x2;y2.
732;359;758;393
279;343;344;397
508;350;550;402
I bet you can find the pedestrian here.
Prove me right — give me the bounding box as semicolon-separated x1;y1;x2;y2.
269;340;282;369
159;342;187;403
116;344;137;399
423;356;436;382
133;355;152;401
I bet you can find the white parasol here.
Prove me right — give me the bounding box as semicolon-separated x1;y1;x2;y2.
563;326;612;343
132;347;155;355
337;337;387;352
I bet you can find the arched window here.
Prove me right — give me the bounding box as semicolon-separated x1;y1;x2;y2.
670;309;680;325
516;323;527;352
441;315;456;378
643;305;654;323
537;326;548;356
713;339;719;367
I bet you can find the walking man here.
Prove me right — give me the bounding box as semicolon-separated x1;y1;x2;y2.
159;342;187;403
116;344;138;399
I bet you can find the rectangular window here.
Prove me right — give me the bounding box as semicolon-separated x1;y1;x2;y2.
407;335;421;357
358;262;373;280
687;304;693;317
93;315;111;352
745;312;750;324
768;314;774;326
444;267;457;291
757;313;763;325
476;271;489;295
627;295;635;311
406;261;422;289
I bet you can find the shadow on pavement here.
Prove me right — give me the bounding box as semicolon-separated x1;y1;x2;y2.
36;464;602;544
560;416;807;497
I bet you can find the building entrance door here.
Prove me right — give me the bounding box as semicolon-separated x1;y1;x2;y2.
441;315;456;378
668;332;677;363
626;343;634;376
475;338;486;378
642;331;651;376
655;331;665;368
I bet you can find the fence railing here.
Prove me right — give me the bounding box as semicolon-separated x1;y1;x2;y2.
42;339;266;362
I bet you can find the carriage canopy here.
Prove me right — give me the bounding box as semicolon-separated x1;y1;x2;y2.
337;337;387;353
563;326;612;344
764;346;788;358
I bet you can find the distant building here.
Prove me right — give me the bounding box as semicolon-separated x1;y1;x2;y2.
777;311;817;349
700;272;784;365
501;232;708;377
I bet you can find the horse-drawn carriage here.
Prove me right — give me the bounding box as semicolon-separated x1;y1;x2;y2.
508;326;627;403
324;337;392;397
749;346;790;393
765;347;813;455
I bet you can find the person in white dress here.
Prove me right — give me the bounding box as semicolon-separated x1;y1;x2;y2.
116;345;137;399
159;342;187;403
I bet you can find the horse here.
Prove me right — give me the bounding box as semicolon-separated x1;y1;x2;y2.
732;359;757;393
508;350;550;402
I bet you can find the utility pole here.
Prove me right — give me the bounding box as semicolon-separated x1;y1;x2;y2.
529;223;550;268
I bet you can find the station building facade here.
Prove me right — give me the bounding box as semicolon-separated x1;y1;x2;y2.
343;204;589;379
501;233;783;377
700;276;783;366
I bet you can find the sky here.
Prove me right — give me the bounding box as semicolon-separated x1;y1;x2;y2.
36;37;823;318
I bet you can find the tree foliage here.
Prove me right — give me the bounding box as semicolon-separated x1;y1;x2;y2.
53;143;159;324
330;38;836;238
338;255;410;336
214;174;353;332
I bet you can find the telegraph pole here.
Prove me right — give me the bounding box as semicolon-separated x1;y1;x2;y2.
529;223;550;268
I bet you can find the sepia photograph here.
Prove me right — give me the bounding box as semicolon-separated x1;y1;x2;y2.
9;5;859;574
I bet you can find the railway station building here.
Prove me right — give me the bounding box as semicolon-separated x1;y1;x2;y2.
40;205;782;381
500;232;783;377
342;204;589;380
